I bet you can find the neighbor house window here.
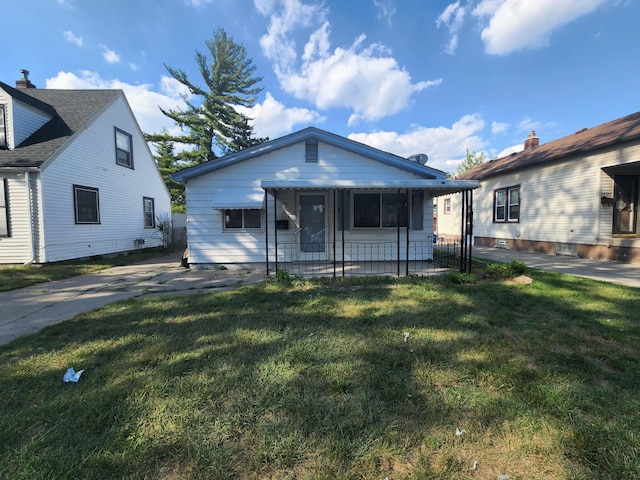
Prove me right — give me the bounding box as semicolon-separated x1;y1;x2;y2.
494;186;519;222
224;209;262;229
74;185;100;224
353;192;408;228
444;198;451;214
0;105;6;149
0;178;10;237
115;128;133;168
143;197;155;228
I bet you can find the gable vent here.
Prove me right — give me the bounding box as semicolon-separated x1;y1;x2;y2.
305;139;318;163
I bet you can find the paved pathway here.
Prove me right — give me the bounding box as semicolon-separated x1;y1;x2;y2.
0;255;265;345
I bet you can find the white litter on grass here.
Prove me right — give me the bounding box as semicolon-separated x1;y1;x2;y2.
497;475;510;480
455;427;466;436
403;332;410;342
471;460;479;471
63;368;84;383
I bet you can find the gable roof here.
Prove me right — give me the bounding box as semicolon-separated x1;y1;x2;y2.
0;83;120;169
172;126;448;183
458;110;640;180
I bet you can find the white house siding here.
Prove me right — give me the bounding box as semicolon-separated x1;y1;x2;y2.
0;173;34;263
437;142;640;260
185;142;435;267
12;101;52;147
38;95;171;262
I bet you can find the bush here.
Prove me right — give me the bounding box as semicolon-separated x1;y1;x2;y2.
486;260;526;280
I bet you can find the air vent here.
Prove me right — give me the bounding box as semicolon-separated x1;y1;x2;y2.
305;139;318;162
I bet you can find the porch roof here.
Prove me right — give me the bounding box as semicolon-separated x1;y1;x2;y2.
261;179;478;195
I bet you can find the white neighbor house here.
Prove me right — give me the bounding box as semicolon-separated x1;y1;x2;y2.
436;111;640;264
0;71;171;263
173;127;478;275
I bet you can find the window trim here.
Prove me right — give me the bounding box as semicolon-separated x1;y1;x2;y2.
494;185;520;223
143;197;155;229
352;191;409;229
223;208;263;231
114;127;134;169
0;178;10;237
0;104;7;149
73;184;100;224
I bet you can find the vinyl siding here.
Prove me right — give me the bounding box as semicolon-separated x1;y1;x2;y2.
38;95;171;262
186;142;435;265
0;173;34;263
12;101;52;147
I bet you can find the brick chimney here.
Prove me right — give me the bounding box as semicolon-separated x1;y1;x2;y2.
16;69;36;89
524;130;539;150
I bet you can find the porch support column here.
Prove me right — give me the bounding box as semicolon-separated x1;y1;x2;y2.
397;188;401;276
273;189;278;273
341;190;346;277
332;190;337;278
265;190;270;275
459;189;473;273
467;189;474;273
405;189;410;276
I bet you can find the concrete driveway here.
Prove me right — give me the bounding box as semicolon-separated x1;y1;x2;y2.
0;255;266;345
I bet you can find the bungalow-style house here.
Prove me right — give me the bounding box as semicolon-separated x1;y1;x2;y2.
0;71;171;263
436;111;640;263
172;127;478;275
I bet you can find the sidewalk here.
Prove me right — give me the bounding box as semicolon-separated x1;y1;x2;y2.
472;246;640;288
0;255;266;346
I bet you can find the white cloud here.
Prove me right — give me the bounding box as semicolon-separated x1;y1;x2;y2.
472;0;610;55
101;46;121;64
237;92;324;138
64;30;83;47
436;1;466;55
491;120;509;134
348;113;487;172
373;0;397;24
496;143;524;158
45;71;187;136
257;0;438;125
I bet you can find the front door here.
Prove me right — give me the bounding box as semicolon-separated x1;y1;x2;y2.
613;175;638;234
299;193;326;256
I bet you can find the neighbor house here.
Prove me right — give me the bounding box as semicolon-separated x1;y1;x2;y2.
0;71;171;263
436;111;640;263
172;127;478;275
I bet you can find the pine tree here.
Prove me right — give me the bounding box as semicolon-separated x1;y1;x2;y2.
146;28;267;166
152;134;186;212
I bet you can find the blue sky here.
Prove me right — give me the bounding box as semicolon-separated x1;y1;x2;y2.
3;0;638;173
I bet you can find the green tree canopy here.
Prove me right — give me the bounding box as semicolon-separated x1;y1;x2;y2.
456;148;488;176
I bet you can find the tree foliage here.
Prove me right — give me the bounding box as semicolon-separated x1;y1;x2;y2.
145;28;268;211
456;148;488;176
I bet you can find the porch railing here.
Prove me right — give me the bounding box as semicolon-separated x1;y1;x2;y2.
270;238;462;277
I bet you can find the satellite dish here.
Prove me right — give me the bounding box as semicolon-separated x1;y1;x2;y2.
408;153;429;165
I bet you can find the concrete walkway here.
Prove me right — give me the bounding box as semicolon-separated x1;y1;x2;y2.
0;255;266;346
472;246;640;289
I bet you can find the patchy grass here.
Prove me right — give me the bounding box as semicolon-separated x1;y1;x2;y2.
1;270;639;479
0;248;174;292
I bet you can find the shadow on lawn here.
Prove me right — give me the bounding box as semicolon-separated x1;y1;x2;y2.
1;274;639;478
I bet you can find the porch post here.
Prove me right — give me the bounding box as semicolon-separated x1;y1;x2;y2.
273;189;278;273
467;189;474;273
341;190;346;277
460;189;466;273
332;189;337;278
397;188;401;276
265;190;270;275
405;189;410;276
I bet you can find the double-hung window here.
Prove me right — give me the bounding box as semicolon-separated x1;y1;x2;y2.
74;185;100;224
494;186;520;222
0;178;10;237
0;105;6;149
143;197;155;228
115;128;133;168
224;209;262;230
444;198;451;214
353;192;408;228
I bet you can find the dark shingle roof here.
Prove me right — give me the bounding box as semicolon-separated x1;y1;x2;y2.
0;83;119;168
458;111;640;180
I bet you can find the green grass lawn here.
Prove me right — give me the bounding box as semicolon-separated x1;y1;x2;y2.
1;270;639;479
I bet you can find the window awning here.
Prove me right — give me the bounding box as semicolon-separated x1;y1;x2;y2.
212;188;265;210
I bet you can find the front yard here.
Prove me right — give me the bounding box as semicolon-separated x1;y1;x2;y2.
1;270;638;479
